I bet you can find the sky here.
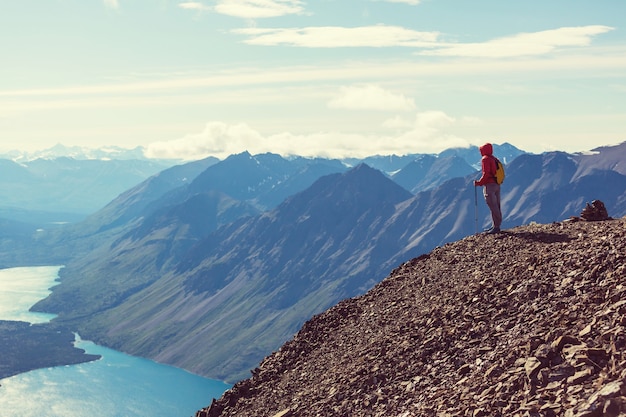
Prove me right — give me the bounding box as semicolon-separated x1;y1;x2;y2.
1;0;625;160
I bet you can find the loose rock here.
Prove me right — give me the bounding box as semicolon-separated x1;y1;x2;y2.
196;218;626;417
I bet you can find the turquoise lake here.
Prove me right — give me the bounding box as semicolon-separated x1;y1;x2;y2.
0;266;230;417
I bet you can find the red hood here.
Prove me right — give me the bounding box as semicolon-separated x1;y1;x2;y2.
480;143;493;157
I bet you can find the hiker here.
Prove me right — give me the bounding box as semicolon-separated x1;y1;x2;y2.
474;143;503;234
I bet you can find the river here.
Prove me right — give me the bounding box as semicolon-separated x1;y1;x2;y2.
0;266;230;417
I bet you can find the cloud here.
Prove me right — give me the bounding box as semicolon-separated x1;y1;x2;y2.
423;25;615;58
381;0;421;4
179;0;304;18
145;122;265;160
3;39;625;102
234;25;613;58
103;0;119;9
179;2;211;11
234;25;440;47
145;111;470;160
328;84;416;111
218;0;304;18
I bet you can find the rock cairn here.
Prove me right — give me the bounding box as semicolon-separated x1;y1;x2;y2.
196;218;626;417
579;200;611;222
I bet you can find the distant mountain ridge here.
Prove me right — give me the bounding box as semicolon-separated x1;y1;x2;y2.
1;143;172;163
0;143;212;222
0;157;178;220
29;142;626;383
391;155;476;194
0;143;521;223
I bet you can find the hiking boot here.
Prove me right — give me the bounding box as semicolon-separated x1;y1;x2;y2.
486;227;501;234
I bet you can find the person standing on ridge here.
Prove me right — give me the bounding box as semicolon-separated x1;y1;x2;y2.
474;143;502;234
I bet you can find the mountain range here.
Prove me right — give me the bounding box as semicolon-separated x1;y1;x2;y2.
0;143;524;225
0;156;180;222
22;141;626;383
1;143;171;163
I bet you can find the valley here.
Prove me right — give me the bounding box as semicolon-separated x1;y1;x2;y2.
1;142;625;386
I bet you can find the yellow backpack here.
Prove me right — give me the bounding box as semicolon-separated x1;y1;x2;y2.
493;157;505;185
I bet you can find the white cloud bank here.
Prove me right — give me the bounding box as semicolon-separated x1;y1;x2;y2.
145;110;471;160
234;25;440;48
234;25;613;57
218;0;304;18
178;2;210;11
423;25;615;58
179;0;305;18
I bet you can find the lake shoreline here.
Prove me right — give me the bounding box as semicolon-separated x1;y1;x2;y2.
0;265;230;416
0;320;101;381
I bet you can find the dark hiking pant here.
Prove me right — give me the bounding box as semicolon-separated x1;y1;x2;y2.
483;183;502;229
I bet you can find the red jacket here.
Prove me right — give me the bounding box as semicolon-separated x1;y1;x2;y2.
475;143;497;186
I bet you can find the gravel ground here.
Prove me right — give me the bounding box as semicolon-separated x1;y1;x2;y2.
197;217;626;417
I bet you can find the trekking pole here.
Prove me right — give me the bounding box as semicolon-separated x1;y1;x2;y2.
474;184;478;234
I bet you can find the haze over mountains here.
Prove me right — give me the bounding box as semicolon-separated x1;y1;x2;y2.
1;142;625;384
0;144;184;223
0;142;523;224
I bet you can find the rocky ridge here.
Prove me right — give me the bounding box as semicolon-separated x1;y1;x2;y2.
197;217;626;417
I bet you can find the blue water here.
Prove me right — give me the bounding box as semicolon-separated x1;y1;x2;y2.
0;266;59;324
0;266;230;417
